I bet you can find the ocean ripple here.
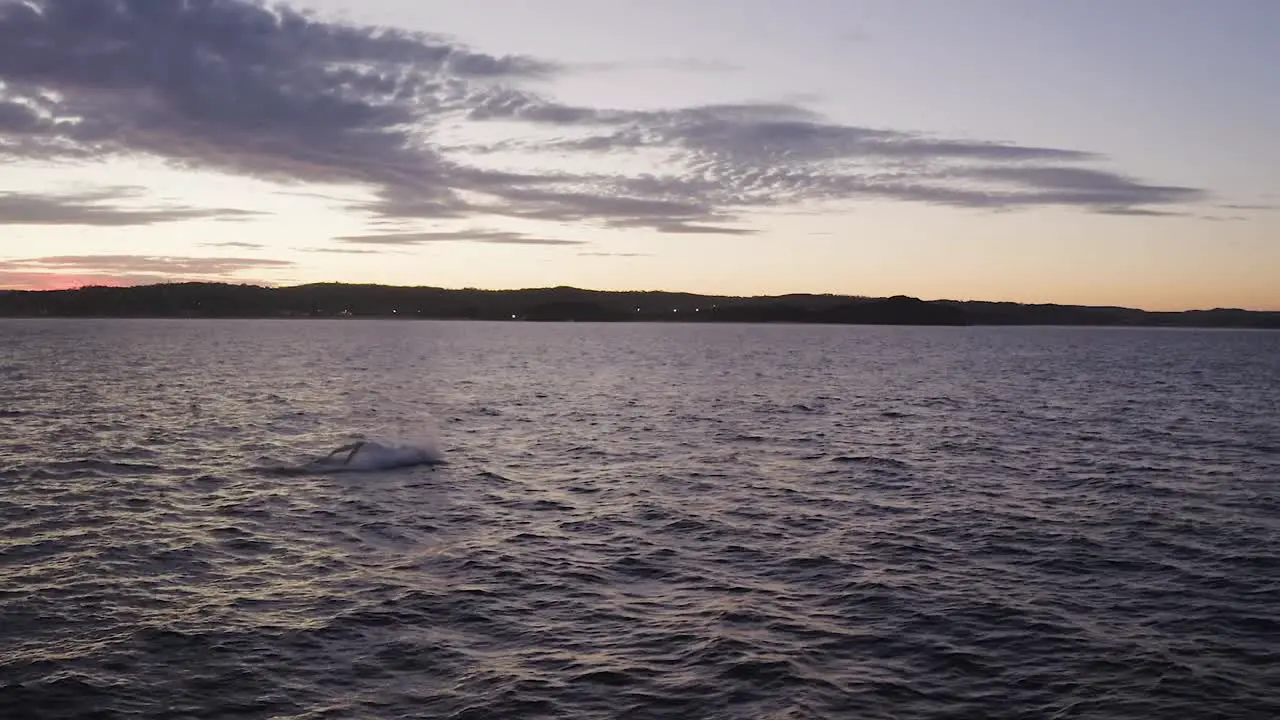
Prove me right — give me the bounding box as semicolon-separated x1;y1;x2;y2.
1;320;1278;718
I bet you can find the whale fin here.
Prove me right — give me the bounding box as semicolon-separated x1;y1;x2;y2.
323;441;366;465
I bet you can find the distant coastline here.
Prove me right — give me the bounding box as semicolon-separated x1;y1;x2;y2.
0;282;1276;328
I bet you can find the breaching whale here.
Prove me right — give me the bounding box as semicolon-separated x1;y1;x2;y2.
308;440;443;472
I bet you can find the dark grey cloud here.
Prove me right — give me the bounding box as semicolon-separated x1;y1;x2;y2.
0;188;260;226
0;0;548;207
335;229;585;246
0;97;49;133
0;0;1210;237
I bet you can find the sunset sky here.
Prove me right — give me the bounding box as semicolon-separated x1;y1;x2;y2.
1;0;1276;310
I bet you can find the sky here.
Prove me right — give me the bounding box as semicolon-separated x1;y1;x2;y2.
0;0;1277;310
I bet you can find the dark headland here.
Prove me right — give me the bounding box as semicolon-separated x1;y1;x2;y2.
0;282;1276;328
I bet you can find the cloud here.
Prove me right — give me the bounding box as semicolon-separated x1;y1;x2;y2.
335;229;585;246
202;241;265;249
1093;207;1187;218
0;188;260;226
0;0;549;211
959;166;1200;206
578;251;652;257
0;97;49;133
0;0;1211;238
1219;203;1278;211
459;95;1093;163
450;97;1200;217
0;254;293;289
461;186;757;235
4;254;292;273
296;246;386;254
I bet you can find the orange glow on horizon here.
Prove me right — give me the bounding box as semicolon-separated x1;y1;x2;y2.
0;273;138;291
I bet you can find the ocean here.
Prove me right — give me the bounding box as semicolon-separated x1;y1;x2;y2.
1;319;1277;719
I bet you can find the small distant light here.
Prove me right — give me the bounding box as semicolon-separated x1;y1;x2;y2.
672;308;678;312
511;314;517;319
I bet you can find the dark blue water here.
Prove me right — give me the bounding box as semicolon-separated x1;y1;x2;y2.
1;320;1277;719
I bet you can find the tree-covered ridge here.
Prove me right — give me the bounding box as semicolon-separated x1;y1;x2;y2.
0;283;1276;328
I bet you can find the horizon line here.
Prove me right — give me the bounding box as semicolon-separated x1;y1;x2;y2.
2;280;1276;315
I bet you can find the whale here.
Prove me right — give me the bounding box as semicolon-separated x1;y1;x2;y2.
306;439;444;472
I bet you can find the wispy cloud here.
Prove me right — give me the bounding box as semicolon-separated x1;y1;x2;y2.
3;255;292;274
0;0;1211;239
296;246;387;254
202;241;265;249
1219;203;1278;211
455;97;1199;215
0;188;259;226
0;254;293;290
335;229;586;246
958;166;1199;207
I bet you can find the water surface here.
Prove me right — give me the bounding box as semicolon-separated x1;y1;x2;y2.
1;320;1277;718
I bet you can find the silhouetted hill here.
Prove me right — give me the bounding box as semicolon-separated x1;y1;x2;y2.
818;296;971;326
0;283;1276;328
